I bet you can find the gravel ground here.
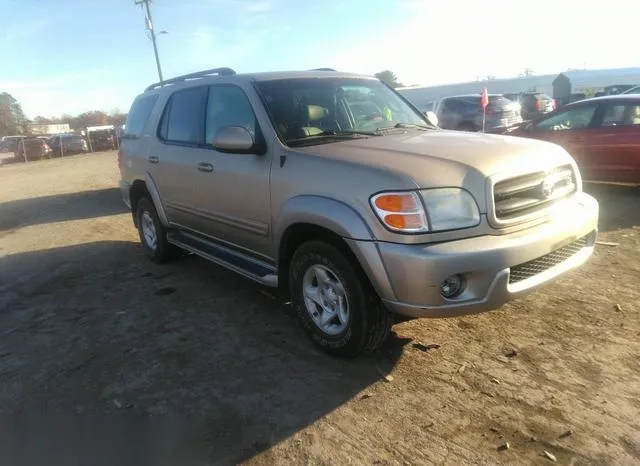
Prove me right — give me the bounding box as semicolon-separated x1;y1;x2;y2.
1;152;639;466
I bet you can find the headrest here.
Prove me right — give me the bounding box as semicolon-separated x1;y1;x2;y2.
307;105;329;121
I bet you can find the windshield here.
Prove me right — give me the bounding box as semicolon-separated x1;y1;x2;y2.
255;77;429;146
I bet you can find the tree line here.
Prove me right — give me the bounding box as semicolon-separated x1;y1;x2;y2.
2;71;405;137
0;92;127;137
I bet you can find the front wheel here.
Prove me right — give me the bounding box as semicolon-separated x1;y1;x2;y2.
289;241;392;358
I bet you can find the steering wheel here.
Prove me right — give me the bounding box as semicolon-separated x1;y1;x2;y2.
357;113;389;130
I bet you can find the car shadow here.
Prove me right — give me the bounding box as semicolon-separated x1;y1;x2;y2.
0;241;407;465
583;183;640;232
0;187;127;231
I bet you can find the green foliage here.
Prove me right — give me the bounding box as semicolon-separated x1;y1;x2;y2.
375;70;403;88
0;92;30;137
31;110;128;131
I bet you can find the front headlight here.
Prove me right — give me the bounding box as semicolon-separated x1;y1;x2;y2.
370;188;480;233
420;188;480;231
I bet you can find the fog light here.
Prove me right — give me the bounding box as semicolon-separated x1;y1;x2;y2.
440;274;464;298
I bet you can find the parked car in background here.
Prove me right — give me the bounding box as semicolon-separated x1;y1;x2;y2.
621;85;640;95
602;84;636;95
14;137;53;161
87;128;117;151
507;95;640;183
1;135;26;153
503;92;556;121
434;94;522;132
48;134;89;155
569;93;587;103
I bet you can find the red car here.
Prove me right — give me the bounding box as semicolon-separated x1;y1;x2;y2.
508;95;640;183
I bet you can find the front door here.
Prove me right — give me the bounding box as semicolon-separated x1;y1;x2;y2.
188;84;273;259
529;102;599;177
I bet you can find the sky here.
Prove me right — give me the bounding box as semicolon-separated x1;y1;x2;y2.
1;0;639;118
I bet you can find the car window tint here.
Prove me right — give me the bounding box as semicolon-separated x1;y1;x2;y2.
124;94;158;139
163;86;208;144
535;105;597;131
601;104;626;126
206;85;257;144
444;99;464;112
624;104;640;125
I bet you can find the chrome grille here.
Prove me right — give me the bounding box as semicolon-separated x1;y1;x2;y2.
509;236;587;284
493;165;576;221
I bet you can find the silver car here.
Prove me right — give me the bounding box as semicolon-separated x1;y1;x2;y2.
118;68;599;358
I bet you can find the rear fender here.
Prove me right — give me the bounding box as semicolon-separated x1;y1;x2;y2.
132;172;169;228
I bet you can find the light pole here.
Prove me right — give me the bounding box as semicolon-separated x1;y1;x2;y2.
135;0;164;83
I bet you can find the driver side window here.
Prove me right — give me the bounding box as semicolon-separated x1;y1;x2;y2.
534;105;596;131
206;85;257;144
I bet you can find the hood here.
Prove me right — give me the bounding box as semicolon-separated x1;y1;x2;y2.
295;129;576;211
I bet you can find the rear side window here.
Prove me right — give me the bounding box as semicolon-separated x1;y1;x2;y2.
124;94;158;139
488;96;512;107
600;103;640;127
159;86;208;144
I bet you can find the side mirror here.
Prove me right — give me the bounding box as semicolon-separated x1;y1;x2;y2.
213;126;258;154
424;111;439;127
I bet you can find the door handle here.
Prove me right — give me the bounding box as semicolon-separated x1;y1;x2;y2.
148;155;159;164
197;162;214;173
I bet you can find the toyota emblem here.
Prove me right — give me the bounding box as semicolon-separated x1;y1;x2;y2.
540;178;555;199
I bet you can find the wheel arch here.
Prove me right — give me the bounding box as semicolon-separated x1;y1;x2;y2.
128;173;169;227
274;196;390;300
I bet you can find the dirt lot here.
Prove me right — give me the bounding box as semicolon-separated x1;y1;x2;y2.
1;152;639;466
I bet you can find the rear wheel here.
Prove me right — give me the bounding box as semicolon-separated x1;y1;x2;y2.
289;240;392;358
135;197;181;263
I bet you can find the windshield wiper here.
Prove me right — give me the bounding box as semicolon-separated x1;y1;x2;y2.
316;130;381;137
376;123;435;132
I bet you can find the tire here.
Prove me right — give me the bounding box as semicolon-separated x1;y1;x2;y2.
135;197;181;263
289;240;392;358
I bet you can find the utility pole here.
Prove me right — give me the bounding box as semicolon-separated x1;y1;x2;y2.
135;0;163;83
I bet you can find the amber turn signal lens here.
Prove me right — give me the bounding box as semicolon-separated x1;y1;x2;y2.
384;213;424;230
373;194;419;212
370;192;429;233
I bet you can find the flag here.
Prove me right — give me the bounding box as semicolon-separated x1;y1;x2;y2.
481;87;489;110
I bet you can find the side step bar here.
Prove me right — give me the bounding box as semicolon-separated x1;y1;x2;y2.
167;230;278;288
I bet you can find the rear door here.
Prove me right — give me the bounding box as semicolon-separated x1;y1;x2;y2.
152;85;209;228
585;101;640;183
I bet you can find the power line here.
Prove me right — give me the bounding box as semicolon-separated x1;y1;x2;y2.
135;0;164;83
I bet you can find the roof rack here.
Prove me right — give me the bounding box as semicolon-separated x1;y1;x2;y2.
309;68;337;72
145;67;236;92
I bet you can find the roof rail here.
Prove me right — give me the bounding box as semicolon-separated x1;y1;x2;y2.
145;67;237;92
309;68;337;72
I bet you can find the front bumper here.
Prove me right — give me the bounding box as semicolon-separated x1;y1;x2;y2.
364;192;599;318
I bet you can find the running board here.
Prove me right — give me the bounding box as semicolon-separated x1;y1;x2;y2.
167;230;278;288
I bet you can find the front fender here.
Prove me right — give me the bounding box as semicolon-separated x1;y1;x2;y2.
274;195;375;243
273;196;397;301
